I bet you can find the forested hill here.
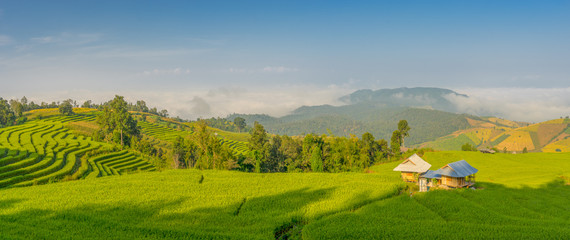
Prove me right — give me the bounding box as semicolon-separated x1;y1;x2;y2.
339;87;467;113
228;87;476;145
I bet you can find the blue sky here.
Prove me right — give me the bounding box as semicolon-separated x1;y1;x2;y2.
1;1;569;120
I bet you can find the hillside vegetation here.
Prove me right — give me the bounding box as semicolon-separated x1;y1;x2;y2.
0;151;568;239
0;112;158;187
231;107;473;146
421;117;570;152
0;96;569;239
228;87;484;145
0;108;252;188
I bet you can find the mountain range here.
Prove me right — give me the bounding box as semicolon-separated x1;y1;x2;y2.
229;87;477;145
228;87;570;152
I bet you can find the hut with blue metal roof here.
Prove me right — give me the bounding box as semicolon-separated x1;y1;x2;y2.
421;160;478;189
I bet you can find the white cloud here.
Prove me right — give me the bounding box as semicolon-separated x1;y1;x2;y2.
188;96;211;115
94;48;211;59
227;66;299;74
19;85;352;120
7;83;569;124
29;33;102;46
141;68;191;76
8;33;103;53
391;92;404;99
447;88;570;123
0;35;13;46
262;66;299;73
228;67;249;73
155;85;350;119
186;37;225;45
30;36;56;44
511;75;542;81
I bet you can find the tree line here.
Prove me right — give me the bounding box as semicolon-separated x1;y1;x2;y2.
0;97;31;127
0;96;170;119
169;119;412;173
243;120;410;172
196;117;250;133
2;95;254;134
2;94;417;173
92;96;413;173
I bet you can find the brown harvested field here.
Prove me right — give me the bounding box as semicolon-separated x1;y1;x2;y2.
488;128;506;141
466;118;496;128
537;124;568;147
486;117;521;128
552;133;570;142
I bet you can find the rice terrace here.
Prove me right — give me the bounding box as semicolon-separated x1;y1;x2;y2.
1;1;570;239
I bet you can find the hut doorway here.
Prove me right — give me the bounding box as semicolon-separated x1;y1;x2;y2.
419;178;428;192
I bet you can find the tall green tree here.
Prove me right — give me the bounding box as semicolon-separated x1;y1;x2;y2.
310;146;323;172
248;121;269;171
397;120;410;148
251;150;262;173
234;117;246;133
135;100;149;112
20;96;28;111
265;135;285;172
159;109;168;117
9;100;23;118
188;120;236;170
59;100;74;115
0;98;15;127
97;95;140;146
82;100;93;108
249;121;268;152
359;132;380;167
391;130;401;157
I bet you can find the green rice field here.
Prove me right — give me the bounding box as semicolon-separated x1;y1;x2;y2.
0;113;157;187
0;150;568;239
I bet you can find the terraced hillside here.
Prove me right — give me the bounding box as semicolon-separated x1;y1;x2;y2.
137;116;250;155
138;121;191;148
421;117;570;152
27;108;250;174
220;138;249;155
0;112;156;188
84;150;155;179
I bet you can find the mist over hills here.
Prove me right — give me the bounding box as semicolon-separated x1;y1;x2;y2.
338;87;468;113
229;87;478;145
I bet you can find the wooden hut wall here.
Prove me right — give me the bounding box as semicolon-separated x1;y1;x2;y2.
441;176;467;188
401;172;416;182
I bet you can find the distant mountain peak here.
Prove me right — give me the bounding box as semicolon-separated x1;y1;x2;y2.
339;87;468;113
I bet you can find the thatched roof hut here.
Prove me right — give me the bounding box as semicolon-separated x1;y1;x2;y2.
479;149;495;154
393;154;431;182
393;154;431;173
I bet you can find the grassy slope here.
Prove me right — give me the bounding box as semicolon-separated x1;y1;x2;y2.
0;171;403;239
304;151;570;239
0;151;568;239
372;151;570;187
